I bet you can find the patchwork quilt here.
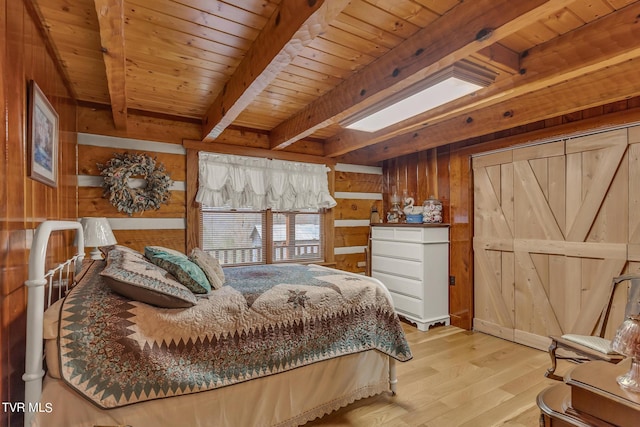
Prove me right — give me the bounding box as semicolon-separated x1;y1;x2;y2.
58;262;412;408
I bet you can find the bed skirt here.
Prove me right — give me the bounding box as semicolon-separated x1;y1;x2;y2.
32;350;389;427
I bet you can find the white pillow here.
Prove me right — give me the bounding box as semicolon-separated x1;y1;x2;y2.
561;334;617;354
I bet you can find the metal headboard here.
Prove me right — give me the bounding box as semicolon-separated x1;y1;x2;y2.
23;220;84;427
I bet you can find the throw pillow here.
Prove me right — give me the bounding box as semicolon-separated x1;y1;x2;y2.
99;244;145;259
144;245;188;259
101;248;197;308
189;248;225;290
145;246;211;294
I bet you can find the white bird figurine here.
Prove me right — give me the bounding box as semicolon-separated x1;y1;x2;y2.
403;196;415;214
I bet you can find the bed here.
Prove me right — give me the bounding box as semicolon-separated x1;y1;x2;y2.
23;220;412;427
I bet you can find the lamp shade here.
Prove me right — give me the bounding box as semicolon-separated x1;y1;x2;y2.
80;217;117;259
611;314;640;392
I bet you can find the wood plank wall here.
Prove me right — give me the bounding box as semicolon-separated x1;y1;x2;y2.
333;164;383;273
383;97;640;330
77;107;197;254
77;106;369;274
0;1;78;425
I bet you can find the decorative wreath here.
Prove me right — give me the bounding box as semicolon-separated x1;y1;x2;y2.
98;152;173;216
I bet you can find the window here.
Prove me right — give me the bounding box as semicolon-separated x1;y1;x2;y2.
194;151;334;266
272;211;323;262
201;207;324;266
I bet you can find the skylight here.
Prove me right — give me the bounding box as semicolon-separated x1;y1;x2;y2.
343;63;496;133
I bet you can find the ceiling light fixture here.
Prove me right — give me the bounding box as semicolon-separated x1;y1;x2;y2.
343;62;497;133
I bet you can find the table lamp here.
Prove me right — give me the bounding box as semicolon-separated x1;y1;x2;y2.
611;314;640;392
80;217;117;260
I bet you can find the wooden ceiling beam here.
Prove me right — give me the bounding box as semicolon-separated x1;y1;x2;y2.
183;140;335;166
324;2;640;157
475;43;520;74
201;0;350;142
94;0;127;130
214;126;325;157
268;0;569;151
339;58;640;164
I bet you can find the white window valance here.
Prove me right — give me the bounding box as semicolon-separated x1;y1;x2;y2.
195;152;337;211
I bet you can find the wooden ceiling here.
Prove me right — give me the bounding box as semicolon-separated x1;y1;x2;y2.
30;0;640;163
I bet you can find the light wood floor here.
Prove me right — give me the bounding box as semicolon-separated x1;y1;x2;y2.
307;322;576;427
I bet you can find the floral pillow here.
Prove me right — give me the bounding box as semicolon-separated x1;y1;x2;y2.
101;248;197;308
189;248;225;290
144;246;211;294
99;244;145;259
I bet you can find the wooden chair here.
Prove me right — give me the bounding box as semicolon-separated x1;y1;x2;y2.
545;274;640;381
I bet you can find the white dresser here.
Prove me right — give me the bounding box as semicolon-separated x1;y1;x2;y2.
370;224;450;331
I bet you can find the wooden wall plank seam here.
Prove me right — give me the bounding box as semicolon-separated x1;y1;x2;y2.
334;163;382;273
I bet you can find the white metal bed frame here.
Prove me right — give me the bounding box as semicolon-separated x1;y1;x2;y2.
23;221;84;427
22;220;398;427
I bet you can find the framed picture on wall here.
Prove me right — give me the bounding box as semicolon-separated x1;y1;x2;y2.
28;80;59;187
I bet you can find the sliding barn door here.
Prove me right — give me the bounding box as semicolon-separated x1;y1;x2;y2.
473;149;517;342
473;128;635;349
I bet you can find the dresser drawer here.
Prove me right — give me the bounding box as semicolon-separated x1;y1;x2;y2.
387;291;423;318
371;255;423;281
371;240;423;262
371;226;449;243
372;226;424;242
372;270;423;299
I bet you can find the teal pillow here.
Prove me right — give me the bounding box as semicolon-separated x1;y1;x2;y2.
145;246;211;294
